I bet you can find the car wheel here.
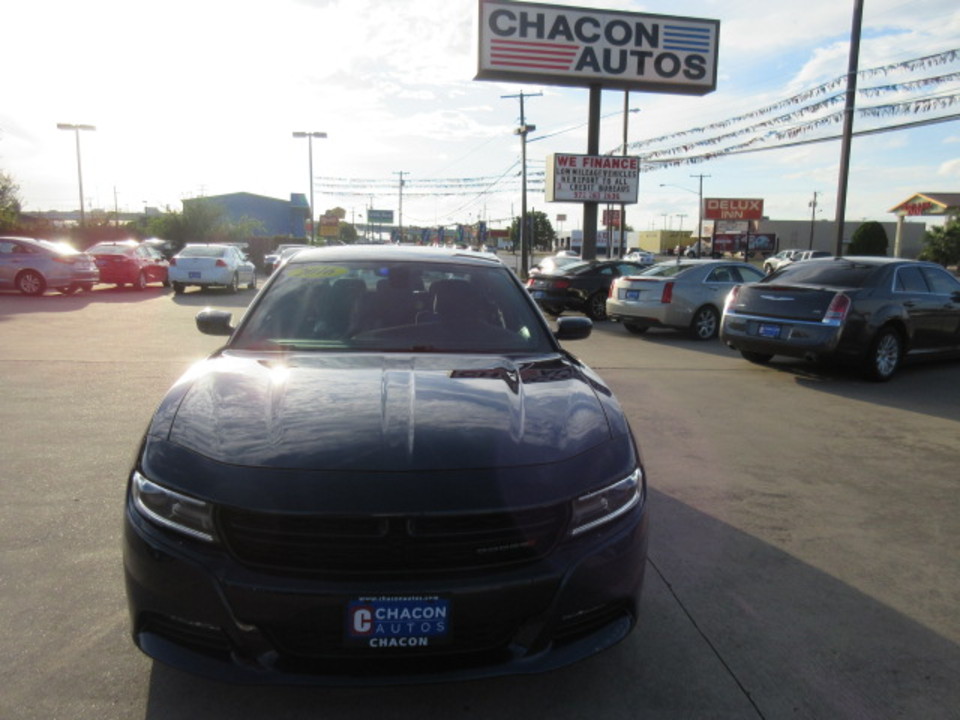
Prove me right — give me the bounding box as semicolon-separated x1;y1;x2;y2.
247;272;257;290
172;282;185;295
227;273;239;294
81;283;94;293
690;305;720;340
162;276;171;288
17;270;45;296
740;350;773;364
863;326;902;382
133;272;147;291
624;322;649;335
586;292;608;321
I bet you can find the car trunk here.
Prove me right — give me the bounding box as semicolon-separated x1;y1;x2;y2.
731;284;846;321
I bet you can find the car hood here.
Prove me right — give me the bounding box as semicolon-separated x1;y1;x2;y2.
155;351;613;472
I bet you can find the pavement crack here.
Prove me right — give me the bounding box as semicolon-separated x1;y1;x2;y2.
649;556;767;719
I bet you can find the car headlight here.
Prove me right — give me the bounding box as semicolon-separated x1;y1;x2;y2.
570;469;643;536
131;471;216;542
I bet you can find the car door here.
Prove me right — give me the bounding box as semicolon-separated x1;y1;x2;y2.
920;265;960;347
892;265;943;349
701;264;743;307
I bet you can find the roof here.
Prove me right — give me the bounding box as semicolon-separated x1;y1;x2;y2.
888;192;960;216
287;244;504;267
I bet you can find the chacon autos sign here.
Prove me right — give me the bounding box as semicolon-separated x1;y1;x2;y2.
476;0;719;95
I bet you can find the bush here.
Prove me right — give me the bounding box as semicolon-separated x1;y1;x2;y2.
848;221;889;256
918;217;960;267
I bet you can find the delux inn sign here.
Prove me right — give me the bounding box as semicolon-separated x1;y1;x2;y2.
476;0;720;95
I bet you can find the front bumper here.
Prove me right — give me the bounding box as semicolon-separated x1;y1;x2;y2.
123;493;648;685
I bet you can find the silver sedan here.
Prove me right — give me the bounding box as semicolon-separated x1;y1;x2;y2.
607;259;766;340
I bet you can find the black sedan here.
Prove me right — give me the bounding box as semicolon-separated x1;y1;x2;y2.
124;245;649;684
721;256;960;380
526;259;651;320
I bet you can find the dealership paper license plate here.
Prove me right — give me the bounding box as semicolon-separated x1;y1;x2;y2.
345;596;451;648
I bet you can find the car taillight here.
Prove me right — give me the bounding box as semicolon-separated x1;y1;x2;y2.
824;293;851;325
725;284;741;311
660;281;674;304
554;279;571;290
52;256;76;264
169;258;177;266
215;259;228;267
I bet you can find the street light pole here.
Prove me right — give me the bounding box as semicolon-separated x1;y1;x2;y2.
691;173;710;258
57;123;96;227
292;131;327;244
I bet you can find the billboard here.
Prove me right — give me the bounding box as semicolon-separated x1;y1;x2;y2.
476;0;719;95
545;154;640;204
703;198;764;221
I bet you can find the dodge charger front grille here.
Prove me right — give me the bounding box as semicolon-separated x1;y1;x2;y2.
217;505;569;576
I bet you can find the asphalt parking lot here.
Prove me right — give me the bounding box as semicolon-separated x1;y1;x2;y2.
1;281;959;720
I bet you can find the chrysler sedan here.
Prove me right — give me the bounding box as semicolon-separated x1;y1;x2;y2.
721;256;960;380
607;259;766;340
124;245;649;684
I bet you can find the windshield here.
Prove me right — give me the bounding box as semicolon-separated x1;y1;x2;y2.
232;259;555;355
638;262;698;278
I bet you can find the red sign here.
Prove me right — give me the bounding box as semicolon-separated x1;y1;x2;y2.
903;202;934;216
603;209;621;227
703;198;764;221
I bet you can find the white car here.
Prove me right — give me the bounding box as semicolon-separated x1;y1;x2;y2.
624;250;656;264
169;243;257;294
762;249;804;274
607;259;766;340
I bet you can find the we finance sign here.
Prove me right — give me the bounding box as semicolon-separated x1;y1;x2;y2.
476;0;719;95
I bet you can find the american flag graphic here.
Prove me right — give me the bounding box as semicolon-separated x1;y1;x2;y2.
489;38;579;71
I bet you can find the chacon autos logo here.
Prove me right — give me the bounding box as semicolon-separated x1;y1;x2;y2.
477;0;719;94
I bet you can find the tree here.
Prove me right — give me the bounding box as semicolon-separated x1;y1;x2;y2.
918;217;960;267
0;170;22;232
143;204;263;253
848;221;889;256
509;211;556;252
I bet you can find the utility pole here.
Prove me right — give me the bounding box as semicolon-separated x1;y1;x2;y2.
394;171;407;243
691;173;710;258
834;0;864;257
808;191;820;250
502;90;541;277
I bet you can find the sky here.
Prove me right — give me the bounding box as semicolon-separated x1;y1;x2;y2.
2;0;960;236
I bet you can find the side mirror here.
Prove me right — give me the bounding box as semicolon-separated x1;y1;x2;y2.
196;308;234;336
554;316;592;341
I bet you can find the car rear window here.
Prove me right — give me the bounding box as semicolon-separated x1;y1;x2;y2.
180;246;226;258
88;245;131;255
766;260;876;287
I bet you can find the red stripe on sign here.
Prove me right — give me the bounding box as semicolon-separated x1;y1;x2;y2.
492;52;572;67
492;39;579;52
491;59;574;70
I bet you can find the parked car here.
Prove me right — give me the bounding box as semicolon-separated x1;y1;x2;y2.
0;236;99;295
607;259;766;340
264;243;308;274
762;248;804;274
86;240;170;290
527;253;582;277
775;249;833;272
123;244;649;684
721;256;960;381
526;259;651;320
625;250;656;264
168;243;257;294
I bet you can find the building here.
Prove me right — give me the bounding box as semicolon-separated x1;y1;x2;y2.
182;192;310;239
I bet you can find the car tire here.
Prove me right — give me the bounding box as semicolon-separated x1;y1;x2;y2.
624;322;649;335
162;276;171;288
172;282;185;295
740;350;773;364
690;305;720;340
863;326;903;382
247;272;257;290
227;273;239;294
133;272;147;291
586;292;608;321
81;283;94;292
17;270;46;296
